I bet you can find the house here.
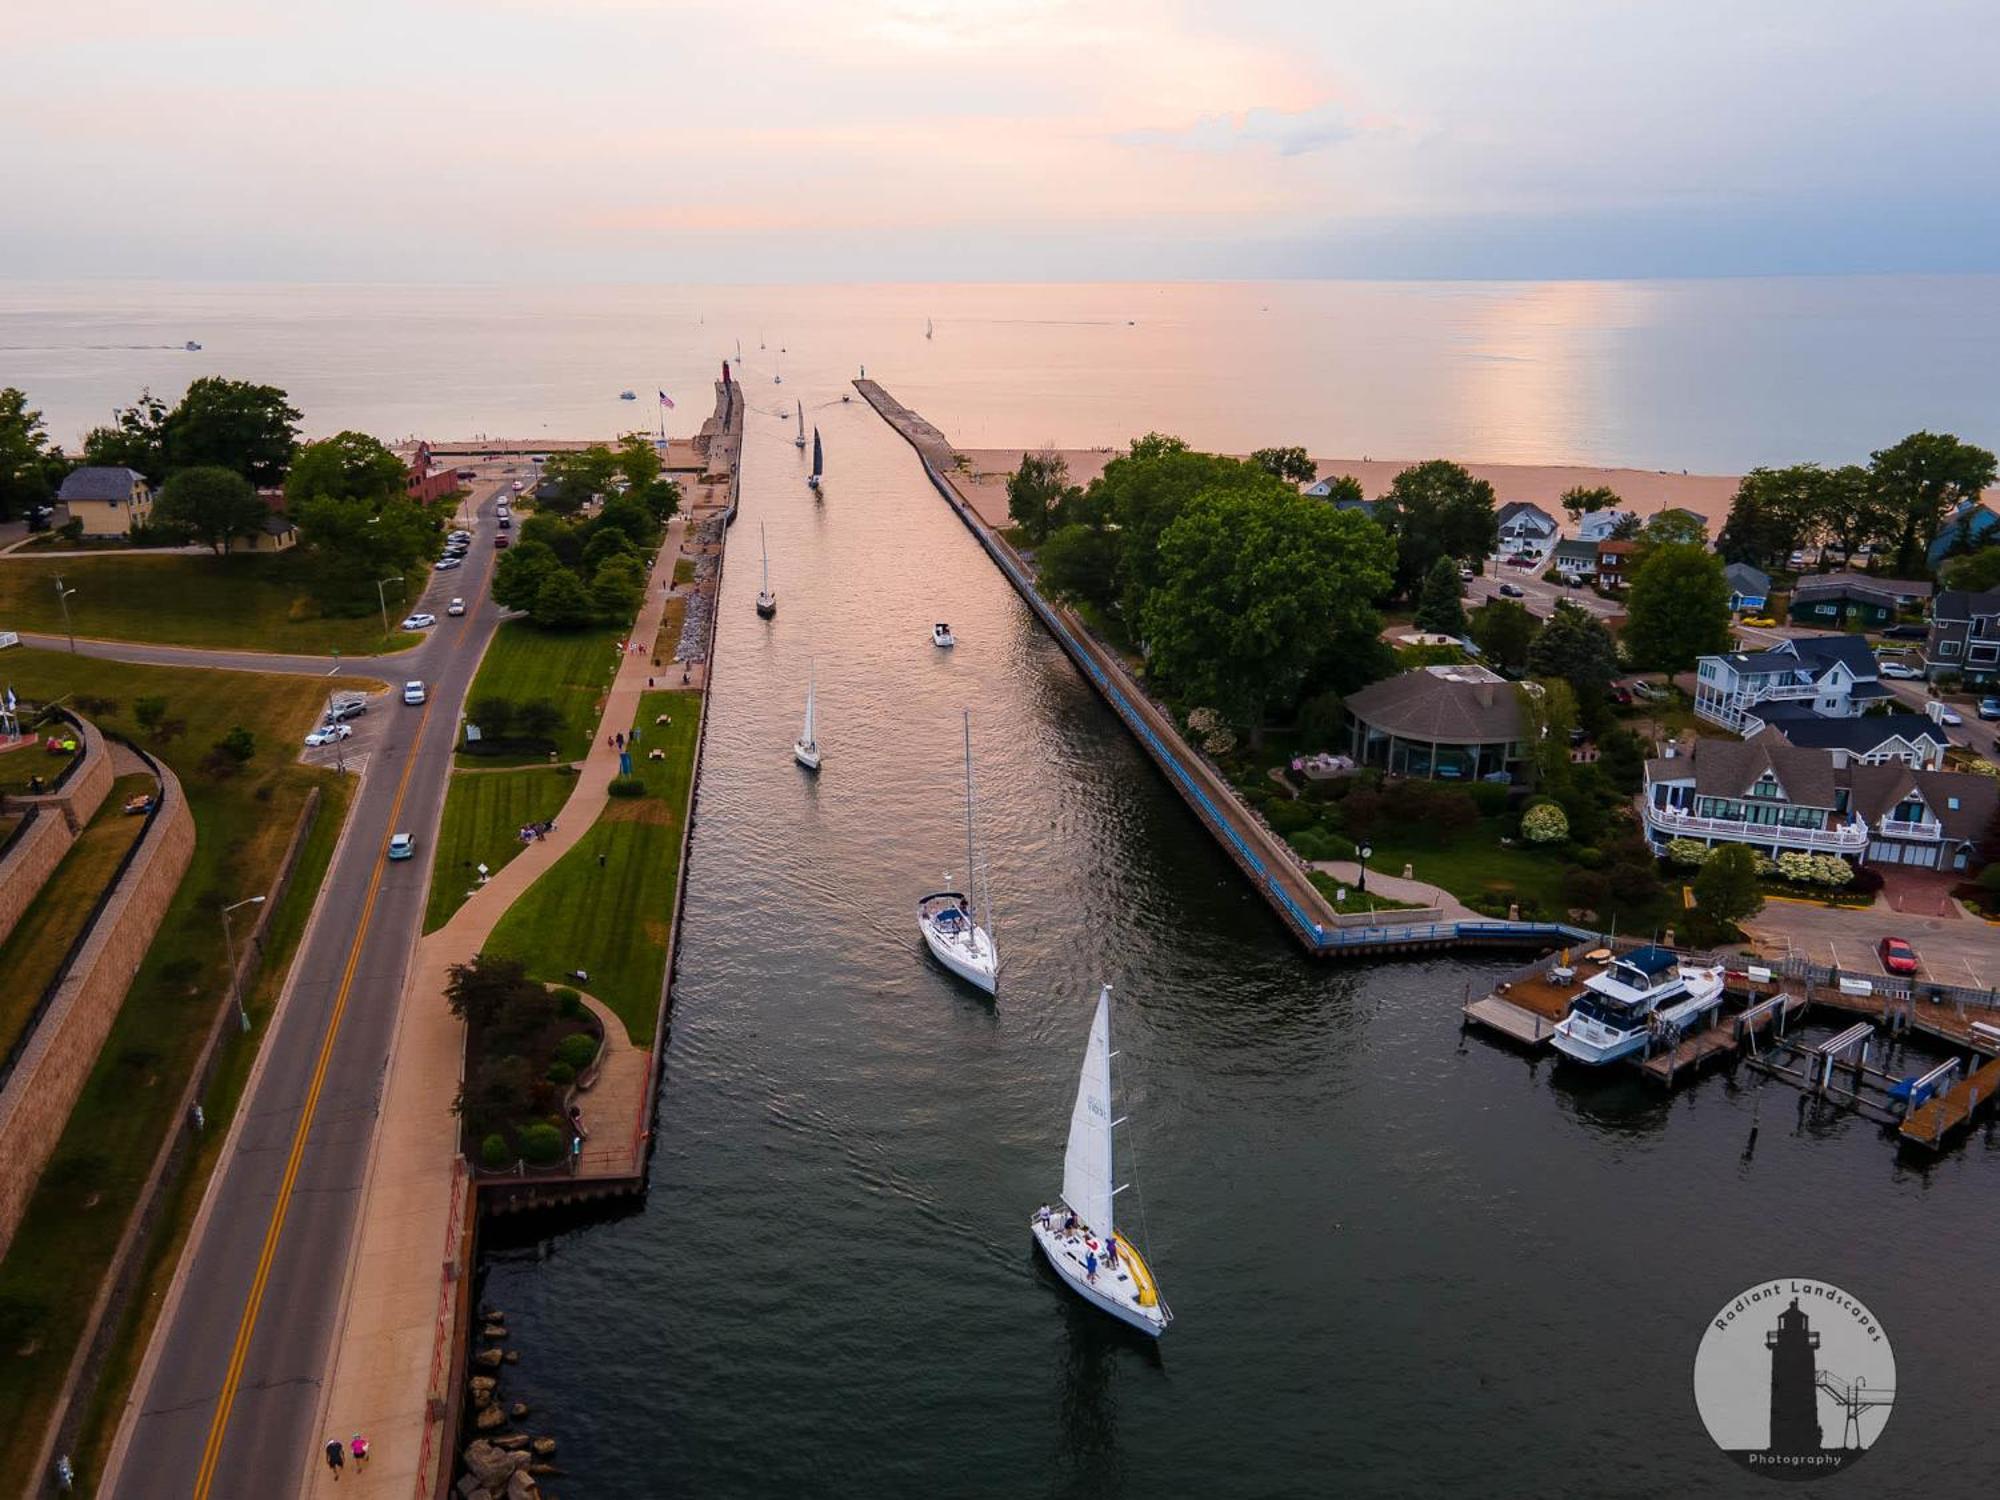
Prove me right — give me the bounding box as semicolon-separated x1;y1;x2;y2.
1551;538;1599;579
1693;635;1889;733
1346;664;1528;782
1302;475;1379;520
1495;501;1558;558
1723;562;1771;613
1928;501;1999;569
1786;571;1932;629
1640;731;1996;872
222;514;298;554
1596;540;1638;589
1757;711;1946;771
394;441;460;506
1656;505;1710;540
1924;585;2000;686
54;466;152;536
1576;509;1634;542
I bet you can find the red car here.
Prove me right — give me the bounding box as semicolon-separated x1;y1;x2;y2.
1877;937;1919;977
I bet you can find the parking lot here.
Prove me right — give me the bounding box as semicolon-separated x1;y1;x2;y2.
1741;889;1998;992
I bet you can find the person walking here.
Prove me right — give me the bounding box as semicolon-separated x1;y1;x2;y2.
324;1438;346;1481
350;1434;370;1469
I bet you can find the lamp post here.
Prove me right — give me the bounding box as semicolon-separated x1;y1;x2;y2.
221;895;266;1032
376;575;405;637
1358;843;1373;897
54;575;78;654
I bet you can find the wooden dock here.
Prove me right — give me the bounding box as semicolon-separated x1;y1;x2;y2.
1463;995;1555;1047
1899;1054;2000;1150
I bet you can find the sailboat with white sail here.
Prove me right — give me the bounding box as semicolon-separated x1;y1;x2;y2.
755;523;776;618
916;710;996;994
1031;984;1171;1337
926;317;934;340
807;428;823;493
794;398;806;449
793;662;821;772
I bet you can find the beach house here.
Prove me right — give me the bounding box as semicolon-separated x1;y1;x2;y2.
1595;540;1638;589
1345;664;1528;783
1495;501;1558;558
1723;562;1771;613
54;466;152;536
1576;509;1634;543
1926;584;2000;685
1928;501;1999;569
1786;572;1931;629
1551;538;1599;581
1692;636;1888;734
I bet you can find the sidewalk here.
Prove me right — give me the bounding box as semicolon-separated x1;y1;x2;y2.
1305;859;1477;920
302;515;690;1499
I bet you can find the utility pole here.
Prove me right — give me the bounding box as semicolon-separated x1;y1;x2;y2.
376;575;405;637
54;575;78;653
221;894;266;1032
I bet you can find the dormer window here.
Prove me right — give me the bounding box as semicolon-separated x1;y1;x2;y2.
1747;773;1782;800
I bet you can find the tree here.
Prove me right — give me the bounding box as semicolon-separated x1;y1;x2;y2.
214;726;256;763
1641;509;1708;549
532;567;594;629
587;495;661;552
1250;446;1316;485
1298;690;1344;749
134;696;170;737
1309;473;1365;506
1716;467;1823;569
1036;523;1120;609
1693;844;1765;935
1378;460;1498;600
468;695;516;740
0;387;62;522
1527;601;1618;707
1127;432;1189;462
492;540;560;612
1086;447;1275;624
1139;489;1395;742
1559;484;1620;523
1515;680;1578;793
615;432;662;490
292;494;438;613
589;554;644;622
581;527;636;574
284;431;408;507
1468;599;1537;673
514;698;565;742
1939;546;2000;594
1413;556;1466;635
153;466;268;554
1870;431;1997;576
538;445;618;515
1624;543;1731;671
166;377;301;485
80;391;171;481
519;512;581;568
1006;448;1077;543
1609;512;1644;541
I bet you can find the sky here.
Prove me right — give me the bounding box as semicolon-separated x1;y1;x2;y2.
4;0;1998;283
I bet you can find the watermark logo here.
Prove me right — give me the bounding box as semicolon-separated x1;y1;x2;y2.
1694;1279;1895;1480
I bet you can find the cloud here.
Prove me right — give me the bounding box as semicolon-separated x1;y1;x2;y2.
1118;101;1371;158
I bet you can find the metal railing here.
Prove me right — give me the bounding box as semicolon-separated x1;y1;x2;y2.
413;1155;472;1500
1875;816;1943;842
1643;804;1869;852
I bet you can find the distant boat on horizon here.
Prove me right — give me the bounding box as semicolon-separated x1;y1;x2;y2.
926;317;934;340
618;390;636;400
184;340;202;351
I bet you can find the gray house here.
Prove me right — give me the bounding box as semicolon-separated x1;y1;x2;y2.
1552;538;1599;579
1926;585;2000;686
1346;664;1527;782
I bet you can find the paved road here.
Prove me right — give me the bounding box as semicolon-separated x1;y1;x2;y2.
101;476;512;1499
1465;552;1622;621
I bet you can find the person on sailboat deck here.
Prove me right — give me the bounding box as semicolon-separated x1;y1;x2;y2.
1084;1249;1098;1284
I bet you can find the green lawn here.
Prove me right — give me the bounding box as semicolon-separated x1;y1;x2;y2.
1304;873;1426;914
672;557;695;586
0;649;352;1458
423;767;578;933
0;553;419;655
0;736;81;797
456;619;622;767
0;774;152;1066
484;691;701;1043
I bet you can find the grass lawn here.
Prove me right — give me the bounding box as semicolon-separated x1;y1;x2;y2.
651;594;688;662
672;557;695;586
456;619;622;768
485;690;701;1044
1305;873;1426;914
0;648;350;1458
0;553;419;655
0;737;81;797
0;774;152;1066
423;767;578;933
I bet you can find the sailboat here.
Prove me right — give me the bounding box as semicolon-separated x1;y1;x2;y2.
773;352;782;385
734;338;742;364
794;399;806;449
916;711;997;994
793;662;822;772
926;317;934;340
755;524;777;618
1031;985;1171;1337
807;428;823;493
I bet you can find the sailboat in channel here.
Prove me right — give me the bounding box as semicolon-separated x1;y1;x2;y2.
807;428;823;494
755;523;777;618
916;710;997;994
925;317;934;340
794;398;806;449
793;661;821;772
1031;984;1171;1337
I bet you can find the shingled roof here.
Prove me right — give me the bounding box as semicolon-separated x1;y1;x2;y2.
1685;728;1839;808
1844;765;1999;843
1346;665;1523;745
56;466;144;501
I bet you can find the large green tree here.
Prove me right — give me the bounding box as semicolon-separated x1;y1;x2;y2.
292;494;437;613
80;391;171;481
537;445;619;516
532;567;594;629
1468;598;1537;672
1623;543;1731;671
1140;488;1394;741
1310;473;1365;506
166;377;301;485
1036;522;1121;609
1413;555;1466;635
1378;460;1498;600
1716;467;1824;569
589;554;645;622
492;539;561;612
1870;431;1997;576
1515;678;1579;794
153;466;269;554
284;431;409;507
0;387;64;521
1084;445;1276;625
1939;546;2000;594
615;433;680;520
1527;601;1619;706
1006;449;1078;543
1250;446;1316;485
1641;508;1708;549
1559;484;1620;523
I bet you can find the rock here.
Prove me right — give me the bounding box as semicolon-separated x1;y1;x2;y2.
492;1434;531;1452
462;1440;530;1490
474;1403;508;1432
470;1374;498;1396
483;1324;508;1341
506;1470;541;1500
474;1347;504;1369
504;1349;521;1364
530;1437;557;1457
529;1462;558;1476
455;1477;484;1499
510;1401;529;1419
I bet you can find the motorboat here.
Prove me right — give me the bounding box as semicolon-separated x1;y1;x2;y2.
932;622;955;648
618;390;637;400
1550;945;1727;1066
755;523;776;618
916;710;997;994
1030;984;1171;1338
183;340;202;351
793;662;821;772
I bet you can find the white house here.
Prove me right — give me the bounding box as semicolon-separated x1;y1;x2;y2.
1495;501;1559;557
1692;636;1890;734
1576;509;1635;542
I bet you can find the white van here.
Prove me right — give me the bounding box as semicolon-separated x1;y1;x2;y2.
403;681;427;705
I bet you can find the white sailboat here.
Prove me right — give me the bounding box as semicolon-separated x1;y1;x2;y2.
807;428;823;493
774;351;783;385
1031;984;1171;1338
917;710;997;994
734;338;742;364
755;523;777;618
926;317;934;340
793;661;821;772
794;398;806;449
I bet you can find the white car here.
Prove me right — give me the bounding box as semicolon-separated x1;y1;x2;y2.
403;681;427;705
387;832;415;861
434;557;462;571
1878;661;1921;680
1936;706;1964;726
447;597;466;617
303;723;352;748
511;480;525;493
400;612;437;630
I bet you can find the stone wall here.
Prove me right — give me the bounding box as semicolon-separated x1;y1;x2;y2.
0;752;194;1253
0;810;72;948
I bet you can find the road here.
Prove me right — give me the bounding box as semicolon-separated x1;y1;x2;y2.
13;632;416;677
1464;552;1623;621
99;472;515;1498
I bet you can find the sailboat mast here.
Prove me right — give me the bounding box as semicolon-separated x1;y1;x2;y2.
962;711;975;906
761;523;769;592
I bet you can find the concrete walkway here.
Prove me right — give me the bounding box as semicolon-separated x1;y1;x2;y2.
571;992;647;1179
1305;859;1478;921
302;513;694;1499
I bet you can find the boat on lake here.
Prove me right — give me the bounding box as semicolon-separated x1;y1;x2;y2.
756;523;777;619
1550;945;1726;1065
794;398;806;449
794;661;821;772
807;427;823;493
619;390;636;400
932;622;955;648
917;710;996;994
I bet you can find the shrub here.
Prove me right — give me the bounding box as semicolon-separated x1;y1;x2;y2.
1264;798;1316;834
1562;867;1610;911
1288;827;1343;862
1665;838;1711;869
556;1032;599;1070
1571;845;1604;870
1849;865;1885;896
215;725;256;763
607;775;647;798
1521;800;1569;844
517;1122;566;1165
1468;781;1509;817
553;986;584;1019
545;1060;576;1086
479;1133;511;1170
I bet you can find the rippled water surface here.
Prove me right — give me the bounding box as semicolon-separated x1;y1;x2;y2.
472;393;2000;1497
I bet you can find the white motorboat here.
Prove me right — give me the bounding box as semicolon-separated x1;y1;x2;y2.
807;427;823;493
755;523;777;619
794;398;806;449
917;710;997;994
932;622;955;648
1030;984;1171;1338
793;662;821;772
1551;945;1727;1066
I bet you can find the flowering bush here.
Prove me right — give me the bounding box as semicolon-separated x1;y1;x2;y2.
1521;800;1569;844
1775;852;1855;887
1665;838;1711;868
1184;706;1236;756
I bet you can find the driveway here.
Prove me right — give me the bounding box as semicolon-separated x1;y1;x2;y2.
1741;894;1999;992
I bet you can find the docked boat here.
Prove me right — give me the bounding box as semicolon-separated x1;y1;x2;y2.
794;398;806;449
755;523;777;619
1550;945;1727;1066
793;662;821;772
1030;984;1171;1338
932;622;955;648
916;710;997;994
807;427;823;493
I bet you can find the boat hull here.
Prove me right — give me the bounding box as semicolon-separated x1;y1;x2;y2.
916;894;995;994
794;740;821;772
756;594;776;619
1030;1217;1168;1337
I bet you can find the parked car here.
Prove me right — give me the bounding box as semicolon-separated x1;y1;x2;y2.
1498;583;1525;598
1878;661;1921;679
304;723;352;748
498;515;512;530
447;597;466;617
1458;566;1474;581
494;534;510;549
403;680;427;705
387;832;415;861
1610;684;1634;706
1504;555;1536;568
511;480;525;492
1979;698;2000;721
1936;706;1964;726
324;696;368;723
434;557;462;571
399;612;437;630
1740;615;1777;627
1877;936;1919;977
1629;681;1669;702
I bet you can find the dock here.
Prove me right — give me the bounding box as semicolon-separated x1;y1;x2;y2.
1899;1054;2000;1149
1462;995;1555;1045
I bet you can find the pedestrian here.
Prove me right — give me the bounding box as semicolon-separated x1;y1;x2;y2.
615;732;624;750
325;1438;345;1481
351;1434;370;1468
598;852;607;868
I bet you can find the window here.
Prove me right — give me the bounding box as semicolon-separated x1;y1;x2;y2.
1948;797;1961;811
1938;640;1962;657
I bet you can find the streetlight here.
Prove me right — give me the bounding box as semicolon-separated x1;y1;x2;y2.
53;575;78;654
1357;843;1373;896
221;895;266;1032
376;575;405;637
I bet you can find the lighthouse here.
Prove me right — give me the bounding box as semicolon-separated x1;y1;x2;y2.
1765;1298;1822;1456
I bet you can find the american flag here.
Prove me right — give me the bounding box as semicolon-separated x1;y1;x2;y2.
658;390;675;409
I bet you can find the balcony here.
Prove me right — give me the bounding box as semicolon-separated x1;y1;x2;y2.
1876;816;1944;842
1644;803;1869;853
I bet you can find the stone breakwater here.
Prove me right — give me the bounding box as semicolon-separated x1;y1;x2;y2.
460;1304;565;1500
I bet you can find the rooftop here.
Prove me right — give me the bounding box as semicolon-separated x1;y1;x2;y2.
56;466;145;501
1347;664;1523;745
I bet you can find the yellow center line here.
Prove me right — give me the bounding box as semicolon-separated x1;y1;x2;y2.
192;600;482;1496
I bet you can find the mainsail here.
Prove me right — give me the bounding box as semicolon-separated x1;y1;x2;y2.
811;427;823;480
1061;986;1118;1237
802;663;817;746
